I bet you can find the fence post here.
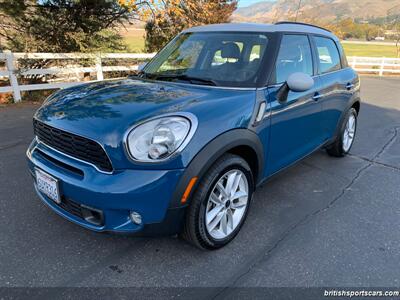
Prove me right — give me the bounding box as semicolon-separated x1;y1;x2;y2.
95;53;103;81
379;57;385;77
351;56;357;69
4;50;21;102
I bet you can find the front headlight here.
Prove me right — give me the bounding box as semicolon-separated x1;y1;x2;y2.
126;114;197;162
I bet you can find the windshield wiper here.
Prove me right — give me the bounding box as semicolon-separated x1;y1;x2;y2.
149;74;218;86
128;70;147;79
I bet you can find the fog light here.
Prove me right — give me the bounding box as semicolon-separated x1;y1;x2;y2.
130;211;142;225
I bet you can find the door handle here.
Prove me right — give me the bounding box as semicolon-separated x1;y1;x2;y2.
312;92;322;101
346;83;354;90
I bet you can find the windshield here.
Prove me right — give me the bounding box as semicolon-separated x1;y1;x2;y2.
142;32;269;88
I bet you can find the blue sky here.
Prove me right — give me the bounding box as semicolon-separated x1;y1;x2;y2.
238;0;273;8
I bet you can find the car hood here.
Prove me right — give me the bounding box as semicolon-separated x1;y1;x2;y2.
36;78;200;132
34;78;256;169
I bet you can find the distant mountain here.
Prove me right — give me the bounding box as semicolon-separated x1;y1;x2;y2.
236;1;275;18
233;0;400;23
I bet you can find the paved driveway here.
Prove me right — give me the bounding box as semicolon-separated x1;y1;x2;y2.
0;77;399;298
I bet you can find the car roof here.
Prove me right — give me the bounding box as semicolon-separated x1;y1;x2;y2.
183;22;338;41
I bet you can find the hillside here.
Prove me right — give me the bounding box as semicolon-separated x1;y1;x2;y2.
233;0;400;23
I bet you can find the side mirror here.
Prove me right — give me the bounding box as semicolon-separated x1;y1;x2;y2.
287;72;314;92
138;62;147;72
277;72;314;102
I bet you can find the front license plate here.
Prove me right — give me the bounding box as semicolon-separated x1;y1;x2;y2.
35;169;60;204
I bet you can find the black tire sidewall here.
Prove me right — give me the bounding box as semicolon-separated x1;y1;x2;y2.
196;156;254;249
339;108;358;155
327;107;358;157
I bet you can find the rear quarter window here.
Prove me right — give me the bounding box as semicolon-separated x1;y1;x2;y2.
314;36;341;74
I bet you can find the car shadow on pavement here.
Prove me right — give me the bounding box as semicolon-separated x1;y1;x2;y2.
0;100;399;288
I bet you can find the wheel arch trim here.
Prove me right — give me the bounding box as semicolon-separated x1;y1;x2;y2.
332;96;361;139
169;129;264;208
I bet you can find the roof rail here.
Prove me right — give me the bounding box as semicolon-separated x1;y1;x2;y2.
274;21;331;33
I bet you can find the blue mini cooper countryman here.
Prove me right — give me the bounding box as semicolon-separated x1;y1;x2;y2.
27;22;360;249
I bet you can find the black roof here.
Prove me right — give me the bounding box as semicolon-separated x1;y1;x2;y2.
184;22;338;40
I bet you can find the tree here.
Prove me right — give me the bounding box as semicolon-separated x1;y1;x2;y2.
0;0;146;90
321;18;380;41
0;0;141;53
122;0;237;52
394;18;400;58
360;23;379;41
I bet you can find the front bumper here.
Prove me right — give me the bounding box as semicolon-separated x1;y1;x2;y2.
26;139;186;235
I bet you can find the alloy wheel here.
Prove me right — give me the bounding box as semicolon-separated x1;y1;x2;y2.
342;113;356;152
205;169;249;239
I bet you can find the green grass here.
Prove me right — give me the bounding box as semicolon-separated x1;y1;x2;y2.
343;43;398;58
124;36;145;53
123;35;399;58
123;32;400;58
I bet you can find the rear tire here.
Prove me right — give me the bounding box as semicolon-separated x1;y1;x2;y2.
326;107;357;157
181;154;254;250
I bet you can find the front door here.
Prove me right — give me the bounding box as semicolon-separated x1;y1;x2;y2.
265;34;325;175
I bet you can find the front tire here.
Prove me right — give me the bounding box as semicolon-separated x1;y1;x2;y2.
181;154;254;250
326;107;358;157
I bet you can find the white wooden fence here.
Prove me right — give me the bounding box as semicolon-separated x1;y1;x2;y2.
1;52;400;103
0;51;155;102
347;56;400;76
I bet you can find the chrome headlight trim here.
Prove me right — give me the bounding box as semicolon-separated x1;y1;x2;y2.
124;112;198;163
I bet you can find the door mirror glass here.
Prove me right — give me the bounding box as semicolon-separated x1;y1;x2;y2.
286;72;314;92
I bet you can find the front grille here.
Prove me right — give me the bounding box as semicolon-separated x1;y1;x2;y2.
33;119;113;172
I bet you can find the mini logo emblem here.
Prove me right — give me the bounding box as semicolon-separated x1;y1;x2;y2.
54;111;66;119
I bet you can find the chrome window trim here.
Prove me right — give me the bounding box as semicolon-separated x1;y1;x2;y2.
318;67;350;76
269;67;351;87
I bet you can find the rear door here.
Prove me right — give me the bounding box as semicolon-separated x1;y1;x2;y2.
265;34;324;175
312;36;356;140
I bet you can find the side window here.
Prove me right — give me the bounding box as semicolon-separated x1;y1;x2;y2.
314;36;341;73
275;35;313;84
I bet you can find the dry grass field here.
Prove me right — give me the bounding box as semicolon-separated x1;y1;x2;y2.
121;30;399;58
119;27;145;52
343;43;398;58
